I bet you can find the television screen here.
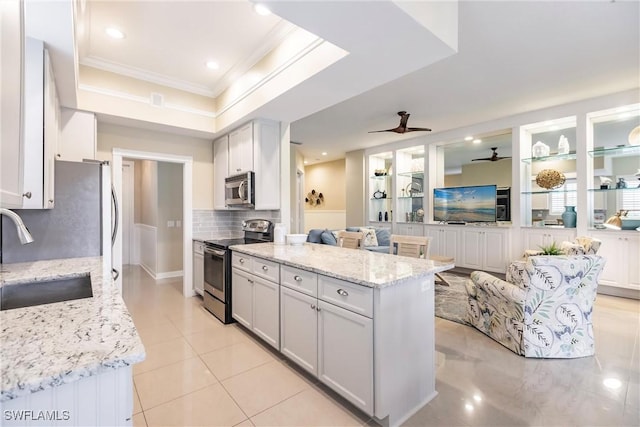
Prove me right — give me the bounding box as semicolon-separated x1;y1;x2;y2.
433;185;497;223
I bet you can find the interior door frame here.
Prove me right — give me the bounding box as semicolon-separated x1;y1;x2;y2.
112;148;193;297
121;160;134;265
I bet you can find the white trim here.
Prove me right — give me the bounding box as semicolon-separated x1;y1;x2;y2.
156;270;184;280
111;148;194;298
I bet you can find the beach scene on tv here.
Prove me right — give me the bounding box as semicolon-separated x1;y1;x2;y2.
433;185;497;222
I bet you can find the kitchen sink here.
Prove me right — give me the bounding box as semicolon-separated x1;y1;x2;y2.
0;275;93;311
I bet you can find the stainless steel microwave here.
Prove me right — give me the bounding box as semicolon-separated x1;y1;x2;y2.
225;172;255;208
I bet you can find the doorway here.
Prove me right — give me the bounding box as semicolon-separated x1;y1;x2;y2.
112;149;193;297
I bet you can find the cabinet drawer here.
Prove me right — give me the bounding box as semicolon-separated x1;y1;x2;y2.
193;241;204;255
232;252;252;272
281;265;317;297
252;257;280;283
318;276;373;318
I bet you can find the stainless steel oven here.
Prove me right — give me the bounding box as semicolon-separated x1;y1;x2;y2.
203;219;274;324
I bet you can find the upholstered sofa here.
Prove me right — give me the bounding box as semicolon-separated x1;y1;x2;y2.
306;227;391;253
465;255;605;358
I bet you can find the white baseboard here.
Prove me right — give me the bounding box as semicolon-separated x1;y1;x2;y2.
139;263;156;280
156;270;184;280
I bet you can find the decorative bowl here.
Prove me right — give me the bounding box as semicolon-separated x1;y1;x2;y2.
286;234;308;245
535;169;566;190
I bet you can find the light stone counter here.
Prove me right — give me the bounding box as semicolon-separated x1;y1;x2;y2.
0;257;145;402
230;242;454;288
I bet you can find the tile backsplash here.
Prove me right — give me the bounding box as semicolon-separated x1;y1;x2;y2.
192;209;281;240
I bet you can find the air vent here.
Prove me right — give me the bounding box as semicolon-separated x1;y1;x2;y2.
150;92;164;107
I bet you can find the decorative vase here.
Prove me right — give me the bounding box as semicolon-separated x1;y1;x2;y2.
532;141;550;158
378;211;382;221
562;206;577;228
557;135;570;155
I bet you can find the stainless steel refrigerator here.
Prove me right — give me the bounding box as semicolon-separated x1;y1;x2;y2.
1;160;113;271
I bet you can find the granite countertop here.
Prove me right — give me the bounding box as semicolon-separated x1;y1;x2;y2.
0;257;145;402
230;243;454;289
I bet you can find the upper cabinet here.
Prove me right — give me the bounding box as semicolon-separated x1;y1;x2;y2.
21;37;59;209
0;1;25;208
214;119;280;211
367;151;393;224
58;109;97;162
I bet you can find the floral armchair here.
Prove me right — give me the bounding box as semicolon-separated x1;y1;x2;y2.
465;255;605;358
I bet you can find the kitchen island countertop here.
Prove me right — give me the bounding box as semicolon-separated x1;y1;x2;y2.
0;257;144;402
230;242;454;289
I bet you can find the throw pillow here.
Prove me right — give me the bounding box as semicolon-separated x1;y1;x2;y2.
307;229;324;243
346;227;361;232
360;228;379;247
321;229;337;245
375;228;391;246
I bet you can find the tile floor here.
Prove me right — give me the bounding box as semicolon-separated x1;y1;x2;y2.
122;265;640;426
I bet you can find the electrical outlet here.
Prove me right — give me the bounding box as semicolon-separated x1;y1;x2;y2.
167;220;175;227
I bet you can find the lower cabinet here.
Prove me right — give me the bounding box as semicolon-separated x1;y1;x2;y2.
280;268;373;415
589;231;640;291
424;225;459;259
460;228;509;273
192;241;204;296
231;254;280;349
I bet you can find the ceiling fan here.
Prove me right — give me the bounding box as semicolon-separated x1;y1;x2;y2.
471;147;511;162
368;111;432;134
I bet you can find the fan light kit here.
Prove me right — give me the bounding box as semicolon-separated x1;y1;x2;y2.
369;111;431;134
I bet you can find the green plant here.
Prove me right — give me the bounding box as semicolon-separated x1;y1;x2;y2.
538;241;563;255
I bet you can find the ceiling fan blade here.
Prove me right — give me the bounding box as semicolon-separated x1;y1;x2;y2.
368;128;401;133
471;157;492;161
407;127;432;132
369;111;431;134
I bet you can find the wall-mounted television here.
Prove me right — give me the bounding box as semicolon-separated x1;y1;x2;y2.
433;185;497;223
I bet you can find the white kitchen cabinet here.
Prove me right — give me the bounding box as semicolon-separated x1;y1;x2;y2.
0;0;25;208
521;228;576;255
318;299;373;414
424;225;459;259
395;223;424;237
280;285;318;375
590;231;640;292
193;241;204;296
58;108;96;162
460;228;509;273
231;253;280;349
22;38;58;209
228;122;253;175
213;135;228;210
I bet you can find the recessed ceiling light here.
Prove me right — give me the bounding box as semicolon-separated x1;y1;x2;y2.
473;394;482;402
105;27;125;39
473;139;482;144
303;160;308;164
464;403;474;411
321;152;327;156
464;136;473;141
206;60;219;70
254;3;271;16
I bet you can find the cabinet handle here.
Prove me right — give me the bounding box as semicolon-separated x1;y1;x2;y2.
262;265;268;271
294;275;302;282
310;304;316;310
316;306;321;312
236;168;241;172
22;192;32;199
336;289;349;296
248;279;254;284
239;258;245;264
56;153;61;158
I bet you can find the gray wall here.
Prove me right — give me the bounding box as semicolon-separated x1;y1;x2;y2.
345;149;365;227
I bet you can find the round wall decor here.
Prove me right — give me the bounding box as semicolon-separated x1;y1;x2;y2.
535;169;566;189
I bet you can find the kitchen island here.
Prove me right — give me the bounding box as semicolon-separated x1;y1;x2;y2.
230;242;454;427
0;257;144;426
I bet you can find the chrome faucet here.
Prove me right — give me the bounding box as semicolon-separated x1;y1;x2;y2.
0;208;34;244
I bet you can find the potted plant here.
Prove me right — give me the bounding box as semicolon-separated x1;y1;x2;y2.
538;241;563;255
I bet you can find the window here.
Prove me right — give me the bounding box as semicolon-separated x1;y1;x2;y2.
618;174;640;217
550;180;577;215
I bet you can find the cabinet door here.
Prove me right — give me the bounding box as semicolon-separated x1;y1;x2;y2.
522;229;547;253
318;300;373;415
42;49;57;209
252;276;280;350
627;235;640;289
193;251;204;296
396;223;424;237
461;229;483;270
280;286;318;375
231;269;253;329
483;229;507;272
228;123;253;174
424;227;441;256
58;109;96;162
213;135;228;210
0;0;25;208
441;228;458;259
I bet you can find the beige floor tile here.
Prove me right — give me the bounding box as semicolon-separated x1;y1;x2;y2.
184;324;249;354
222;360;311;417
134;357;218;410
133;382;143;415
133;336;197;375
136;319;183;347
132;412;147;427
144;383;248;426
250;387;362;427
233;420;255;427
169;307;226;335
200;340;277;380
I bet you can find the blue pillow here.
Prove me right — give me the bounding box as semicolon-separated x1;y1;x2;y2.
375;228;391;246
346;227;361;232
320;229;337;245
307;229;324;243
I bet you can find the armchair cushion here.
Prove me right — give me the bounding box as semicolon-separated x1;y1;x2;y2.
466;255;605;358
320;229;337;245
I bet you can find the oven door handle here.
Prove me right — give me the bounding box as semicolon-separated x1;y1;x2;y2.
204;247;226;257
